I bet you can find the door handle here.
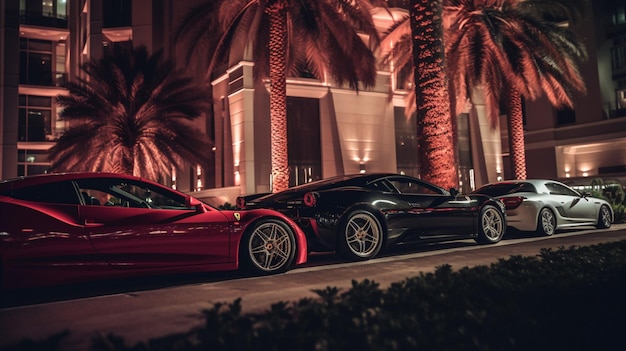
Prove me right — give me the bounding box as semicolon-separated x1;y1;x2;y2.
84;219;104;225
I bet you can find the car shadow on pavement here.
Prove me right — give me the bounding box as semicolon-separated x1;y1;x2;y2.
503;226;601;240
0;270;245;308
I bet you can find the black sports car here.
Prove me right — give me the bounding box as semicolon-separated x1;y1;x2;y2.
237;173;507;261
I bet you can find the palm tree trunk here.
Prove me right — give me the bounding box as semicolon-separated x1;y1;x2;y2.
410;0;458;190
117;146;134;176
266;0;289;193
506;88;527;180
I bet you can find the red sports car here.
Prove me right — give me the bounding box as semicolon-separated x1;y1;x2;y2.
0;173;307;289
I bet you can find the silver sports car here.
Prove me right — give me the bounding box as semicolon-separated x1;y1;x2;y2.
472;179;613;236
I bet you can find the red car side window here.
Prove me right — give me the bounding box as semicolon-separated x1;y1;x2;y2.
10;181;80;204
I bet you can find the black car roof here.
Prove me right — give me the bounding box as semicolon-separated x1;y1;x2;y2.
280;173;401;191
254;173;423;202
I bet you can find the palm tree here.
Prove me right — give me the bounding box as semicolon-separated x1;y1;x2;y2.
380;0;459;190
176;0;388;192
411;0;459;190
444;0;587;179
49;45;214;183
384;0;587;181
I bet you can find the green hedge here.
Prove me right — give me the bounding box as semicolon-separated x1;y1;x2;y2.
10;240;626;351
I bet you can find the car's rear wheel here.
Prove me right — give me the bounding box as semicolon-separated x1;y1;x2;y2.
536;208;556;236
596;205;612;229
240;219;296;275
337;210;383;261
475;204;505;244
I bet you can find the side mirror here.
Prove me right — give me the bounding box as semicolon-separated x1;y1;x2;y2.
187;196;207;213
449;188;459;198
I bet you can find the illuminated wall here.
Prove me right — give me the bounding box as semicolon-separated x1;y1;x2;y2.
469;86;504;185
330;88;396;175
213;62;398;196
556;139;626;179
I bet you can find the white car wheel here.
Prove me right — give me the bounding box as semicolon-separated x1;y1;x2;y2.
537;208;556;236
596;205;612;229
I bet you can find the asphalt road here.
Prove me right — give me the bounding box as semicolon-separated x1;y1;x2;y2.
2;223;625;350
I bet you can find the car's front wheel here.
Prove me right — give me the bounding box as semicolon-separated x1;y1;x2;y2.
337;210;383;261
536;208;556;236
475;204;505;244
240;219;296;275
596;205;612;229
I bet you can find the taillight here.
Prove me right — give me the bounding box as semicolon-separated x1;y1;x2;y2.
236;197;246;209
500;196;524;210
303;192;317;207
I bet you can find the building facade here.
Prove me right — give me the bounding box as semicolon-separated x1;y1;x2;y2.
1;0;203;191
1;0;624;205
522;0;626;186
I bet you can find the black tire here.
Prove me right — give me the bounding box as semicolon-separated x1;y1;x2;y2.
240;219;296;275
536;207;556;236
596;205;612;229
336;210;384;261
475;204;506;244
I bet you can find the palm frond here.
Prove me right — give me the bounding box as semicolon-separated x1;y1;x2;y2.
212;1;262;80
177;0;384;90
518;0;587;24
380;15;410;63
173;1;224;66
442;0;587;124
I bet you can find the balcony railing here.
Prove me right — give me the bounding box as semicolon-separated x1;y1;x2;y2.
20;71;68;87
19;13;68;29
609;108;626;118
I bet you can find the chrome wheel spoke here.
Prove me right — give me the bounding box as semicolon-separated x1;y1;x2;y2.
346;234;360;244
352;241;365;254
363;232;377;243
272;242;290;260
260;252;272;269
602;208;611;225
540;209;555;235
250;243;267;255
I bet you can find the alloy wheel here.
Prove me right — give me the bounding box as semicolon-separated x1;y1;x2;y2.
247;221;294;272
